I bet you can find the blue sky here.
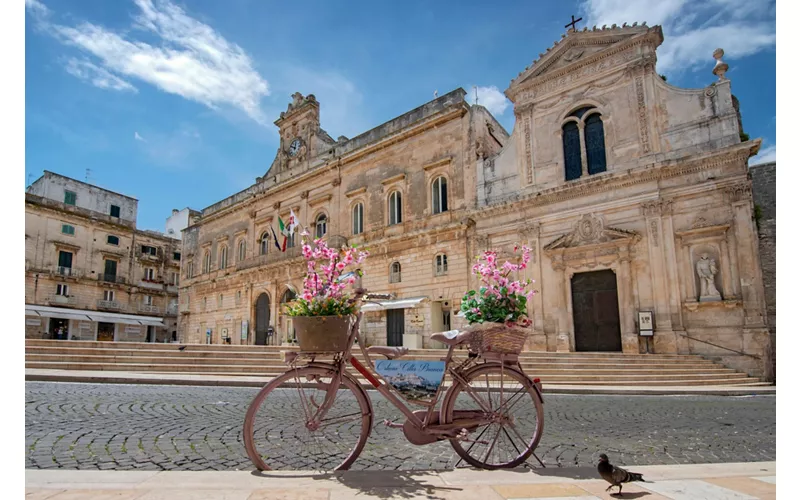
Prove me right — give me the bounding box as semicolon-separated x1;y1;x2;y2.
25;0;776;232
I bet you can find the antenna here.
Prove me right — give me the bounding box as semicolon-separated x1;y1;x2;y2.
85;168;92;184
474;86;479;106
26;173;33;186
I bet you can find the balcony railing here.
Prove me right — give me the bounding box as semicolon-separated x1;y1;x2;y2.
179;303;190;314
138;304;161;314
139;279;165;290
55;267;81;278
48;294;77;306
166;284;179;294
166;304;179;316
235;235;347;272
98;274;126;284
97;300;123;310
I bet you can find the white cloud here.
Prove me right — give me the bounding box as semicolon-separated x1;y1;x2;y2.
465;85;511;117
750;143;776;165
25;0;50;18
65;58;137;93
34;0;270;124
134;132;146;142
580;0;776;74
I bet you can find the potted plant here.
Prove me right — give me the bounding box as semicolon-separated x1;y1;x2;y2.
460;245;537;354
285;232;369;352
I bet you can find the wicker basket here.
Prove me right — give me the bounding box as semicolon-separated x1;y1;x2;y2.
467;322;529;355
293;315;354;353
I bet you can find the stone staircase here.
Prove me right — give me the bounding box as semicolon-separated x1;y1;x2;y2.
25;339;769;387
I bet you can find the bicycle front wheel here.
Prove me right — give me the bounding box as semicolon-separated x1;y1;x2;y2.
243;365;373;471
441;363;544;469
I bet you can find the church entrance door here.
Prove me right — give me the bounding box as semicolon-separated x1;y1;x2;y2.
571;270;622;352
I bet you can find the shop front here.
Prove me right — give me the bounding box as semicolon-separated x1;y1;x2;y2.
25;304;166;342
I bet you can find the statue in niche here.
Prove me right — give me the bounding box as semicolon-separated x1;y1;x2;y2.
696;252;722;301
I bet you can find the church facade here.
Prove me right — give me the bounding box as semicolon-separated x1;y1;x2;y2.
179;24;771;377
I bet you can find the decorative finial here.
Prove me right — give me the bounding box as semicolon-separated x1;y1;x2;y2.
712;48;729;81
622;22;628;27
642;21;647;26
602;24;607;30
632;22;638;26
611;24;617;29
592;25;597;31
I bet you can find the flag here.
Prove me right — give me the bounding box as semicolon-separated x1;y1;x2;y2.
288;209;299;235
278;216;287;236
270;226;282;252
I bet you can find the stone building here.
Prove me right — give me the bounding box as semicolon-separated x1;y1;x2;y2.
750;161;775;381
24;171;194;342
179;24;771;376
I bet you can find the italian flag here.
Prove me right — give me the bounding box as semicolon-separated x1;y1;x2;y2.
278;216;288;251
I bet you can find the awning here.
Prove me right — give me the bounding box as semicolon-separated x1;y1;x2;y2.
361;296;428;312
25;304;165;327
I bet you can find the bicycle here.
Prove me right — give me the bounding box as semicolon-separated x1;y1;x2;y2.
242;288;545;471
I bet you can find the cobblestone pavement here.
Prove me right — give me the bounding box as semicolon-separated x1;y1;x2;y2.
25;382;775;471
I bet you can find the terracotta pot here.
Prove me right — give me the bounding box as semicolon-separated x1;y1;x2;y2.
293;315;355;353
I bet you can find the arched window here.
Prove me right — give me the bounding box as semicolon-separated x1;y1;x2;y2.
187;261;194;279
562;121;582;181
388;191;402;225
432;177;448;214
562;106;607;181
390;262;402;283
315;213;328;238
281;288;297;309
203;251;211;273
219;246;228;269
435;253;448;276
260;232;269;255
237;239;246;262
352;202;364;235
584;113;607;175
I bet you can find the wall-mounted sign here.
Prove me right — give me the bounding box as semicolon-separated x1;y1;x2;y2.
638;311;654;337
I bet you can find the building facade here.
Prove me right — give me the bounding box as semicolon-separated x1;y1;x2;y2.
180;25;771;376
24;171;192;342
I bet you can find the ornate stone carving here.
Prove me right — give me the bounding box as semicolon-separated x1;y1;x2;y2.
272;202;280;210
528;49;638;97
696;253;722;301
300;191;309;200
524;117;533;184
544;214;639;250
726;182;752;203
704;85;718;98
649;220;659;247
331;177;341;187
641;199;673;217
635;77;651;154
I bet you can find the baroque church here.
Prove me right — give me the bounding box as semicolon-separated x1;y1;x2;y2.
179;24;770;377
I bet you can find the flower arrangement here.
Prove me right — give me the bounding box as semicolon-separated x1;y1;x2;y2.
285;232;369;317
460;245;536;327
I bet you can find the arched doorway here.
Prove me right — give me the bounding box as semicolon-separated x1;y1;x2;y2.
255;293;270;345
280;289;297;343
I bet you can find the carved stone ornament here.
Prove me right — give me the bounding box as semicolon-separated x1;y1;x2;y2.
272;202;281;210
726;182;752;203
696;252;722;301
544;214;640;251
300;191;309;200
332;177;341;187
641;199;673;217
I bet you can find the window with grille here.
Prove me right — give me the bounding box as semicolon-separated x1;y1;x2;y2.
352;203;364;235
432;177;448;214
435;254;448;275
388;191;402;225
390;262;402;283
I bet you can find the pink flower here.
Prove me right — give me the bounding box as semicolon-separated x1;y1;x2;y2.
335;262;346;271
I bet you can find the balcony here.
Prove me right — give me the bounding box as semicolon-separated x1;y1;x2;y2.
166;303;179;316
179;303;190;314
97;299;124;310
138;304;161;314
98;274;126;284
54;267;82;278
166;284;179;294
235;235;348;272
139;279;165;291
47;294;77;306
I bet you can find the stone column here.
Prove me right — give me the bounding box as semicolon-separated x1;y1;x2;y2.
519;223;546;351
618;248;640;353
661;206;685;332
552;255;571;352
728;183;766;328
642;200;677;353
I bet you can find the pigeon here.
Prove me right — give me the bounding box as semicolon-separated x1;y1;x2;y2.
597;453;644;495
178;345;187;351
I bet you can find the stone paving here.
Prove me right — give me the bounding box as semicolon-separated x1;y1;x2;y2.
25;382;775;471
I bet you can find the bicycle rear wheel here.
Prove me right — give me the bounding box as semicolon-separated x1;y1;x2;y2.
440;363;544;469
243;365;373;471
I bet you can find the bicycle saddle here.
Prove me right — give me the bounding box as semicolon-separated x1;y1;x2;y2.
366;346;408;359
430;330;472;347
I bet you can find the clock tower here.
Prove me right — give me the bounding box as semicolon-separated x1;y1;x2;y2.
264;92;337;179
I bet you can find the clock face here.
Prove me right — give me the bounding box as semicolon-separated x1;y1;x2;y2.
288;138;302;157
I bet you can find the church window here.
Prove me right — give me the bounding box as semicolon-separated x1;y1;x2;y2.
562;122;582;181
584;113;607;175
562;106;607;181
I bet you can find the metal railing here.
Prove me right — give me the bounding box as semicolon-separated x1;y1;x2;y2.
235;235;348;271
48;294;77;306
138;304;161;314
680;333;761;359
97;300;123;310
56;267;80;278
98;274;126;284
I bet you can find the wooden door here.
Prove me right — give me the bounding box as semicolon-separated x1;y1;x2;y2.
386;309;404;346
571;270;622;352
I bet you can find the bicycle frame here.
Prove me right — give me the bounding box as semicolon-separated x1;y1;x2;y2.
293;309;540;441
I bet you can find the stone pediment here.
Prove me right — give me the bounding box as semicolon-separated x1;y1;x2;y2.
544;214;639;251
507;24;662;98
